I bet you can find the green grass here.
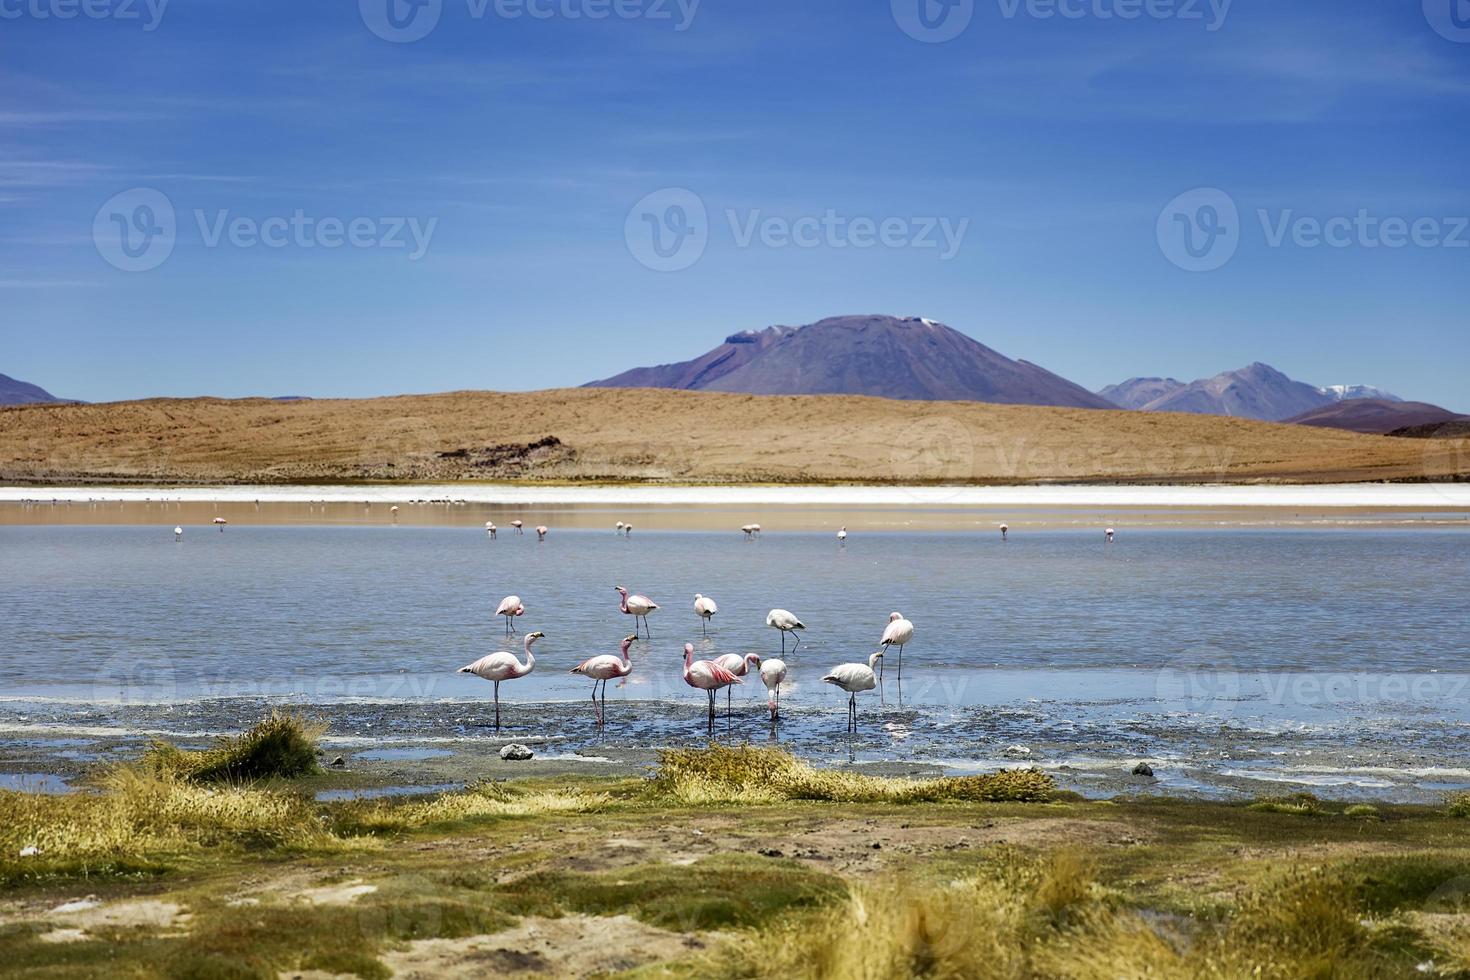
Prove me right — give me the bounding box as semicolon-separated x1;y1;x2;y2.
138;712;323;783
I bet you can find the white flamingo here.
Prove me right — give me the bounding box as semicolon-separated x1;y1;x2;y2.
459;631;542;730
495;595;525;635
213;517;227;532
693;593;718;635
536;525;548;540
174;526;183;540
623;523;632;536
615;522;625;534
1000;523;1009;541
570;634;636;724
713;652;761;714
683;642;741;727
766;608;805;653
1106;526;1116;543
511;520;524;535
615;586;658;637
837;526;847;542
824;651;883;732
879;611;914;680
760;658;788;720
486;521;497;538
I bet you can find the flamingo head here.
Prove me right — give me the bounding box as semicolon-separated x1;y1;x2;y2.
614;585;628;596
620;635;638;654
527;631;545;641
683;642;695;657
747;653;762;667
513;605;526;617
889;611;903;622
869;650;885;669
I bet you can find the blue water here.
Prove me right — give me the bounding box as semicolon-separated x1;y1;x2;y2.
2;524;1468;799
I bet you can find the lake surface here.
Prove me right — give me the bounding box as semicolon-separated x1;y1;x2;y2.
2;522;1468;800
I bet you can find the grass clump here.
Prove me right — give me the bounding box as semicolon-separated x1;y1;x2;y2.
1445;792;1470;818
140;711;324;783
1345;804;1381;819
1246;792;1323;816
650;746;1054;806
331;780;609;835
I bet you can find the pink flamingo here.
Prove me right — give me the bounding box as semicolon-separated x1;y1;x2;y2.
495;595;525;635
536;525;548;540
570;634;637;724
761;658;789;720
459;631;543;730
486;521;497;538
683;642;741;729
511;520;524;535
614;586;659;637
879;611;914;681
713;652;761;714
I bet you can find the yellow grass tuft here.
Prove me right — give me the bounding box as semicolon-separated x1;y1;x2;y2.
139;711;325;783
649;745;1054;806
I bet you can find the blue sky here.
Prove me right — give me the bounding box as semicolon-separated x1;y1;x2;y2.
2;0;1467;409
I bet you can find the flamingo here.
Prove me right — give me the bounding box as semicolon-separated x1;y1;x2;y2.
486;522;497;539
824;652;883;732
766;609;805;653
741;524;755;540
614;586;658;637
459;631;543;730
623;523;632;536
1000;523;1009;541
495;595;525;635
1106;526;1116;543
536;525;548;540
879;611;914;680
714;652;761;713
693;593;718;635
213;517;227;532
751;524;762;537
174;526;183;540
511;520;524;535
760;658;788;720
570;634;636;724
683;642;741;726
615;522;625;534
837;526;847;542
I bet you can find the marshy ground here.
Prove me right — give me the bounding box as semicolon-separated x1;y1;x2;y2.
4;724;1470;978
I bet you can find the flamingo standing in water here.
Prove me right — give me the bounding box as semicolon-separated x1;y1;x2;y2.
615;522;625;534
511;520;524;535
879;611;914;680
213;517;228;532
174;526;183;541
760;658;788;720
824;651;883;732
495;595;525;635
615;586;658;637
570;634;636;724
1105;526;1116;543
486;522;497;538
837;526;848;543
693;593;718;635
767;609;805;653
1000;523;1009;541
536;525;548;540
683;642;741;727
713;652;761;714
459;631;543;730
623;523;632;537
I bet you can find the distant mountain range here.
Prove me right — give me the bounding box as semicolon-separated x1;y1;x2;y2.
1097;363;1406;423
586;315;1114;410
1283;399;1469;435
0;373;66;406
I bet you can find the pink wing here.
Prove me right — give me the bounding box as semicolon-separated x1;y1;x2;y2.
702;662;743;685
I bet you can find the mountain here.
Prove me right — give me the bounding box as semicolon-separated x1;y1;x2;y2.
586;315;1114;410
1282;399;1466;435
0;373;65;406
1098;377;1185;410
1098;363;1404;423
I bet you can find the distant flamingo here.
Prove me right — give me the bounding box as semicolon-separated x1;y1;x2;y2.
760;658;788;720
751;524;762;536
741;524;756;540
213;517;227;532
837;526;847;542
570;634;636;724
879;611;914;680
1000;523;1009;541
495;595;525;635
683;642;741;727
714;652;761;714
511;520;524;535
766;609;805;653
623;524;632;536
486;522;497;539
615;522;625;534
536;525;548;540
174;526;183;540
615;586;658;637
1106;526;1116;543
459;631;543;730
824;652;883;732
693;593;718;635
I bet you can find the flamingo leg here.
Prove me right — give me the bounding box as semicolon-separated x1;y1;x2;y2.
897;644;904;679
643;615;652;637
780;632;786;655
791;632;801;652
494;681;501;731
701;618;707;637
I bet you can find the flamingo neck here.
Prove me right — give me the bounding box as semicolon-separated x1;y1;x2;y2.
619;639;633;662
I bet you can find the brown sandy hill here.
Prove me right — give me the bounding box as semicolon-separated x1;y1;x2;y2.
0;387;1465;485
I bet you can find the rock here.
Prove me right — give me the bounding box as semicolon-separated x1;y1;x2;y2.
329;756;346;768
18;845;39;858
500;743;534;761
757;847;783;858
1132;762;1155;778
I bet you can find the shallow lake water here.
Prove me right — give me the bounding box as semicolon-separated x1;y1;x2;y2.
2;521;1468;801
